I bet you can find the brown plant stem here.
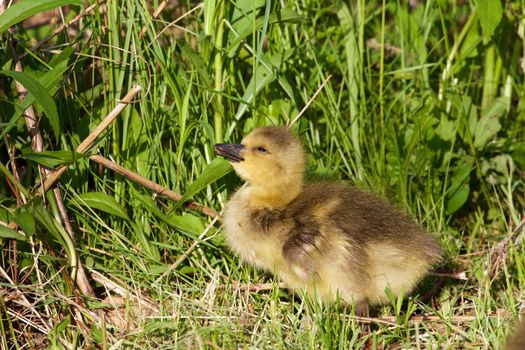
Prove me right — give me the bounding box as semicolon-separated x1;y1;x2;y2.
41;85;142;194
4;0;94;297
21;0;105;59
139;0;169;38
89;155;218;218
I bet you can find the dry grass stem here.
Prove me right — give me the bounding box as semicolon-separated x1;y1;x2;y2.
139;0;169;38
155;214;221;283
488;215;525;279
89;155;218;218
41;85;143;194
144;3;204;49
288;75;332;127
429;269;467;280
344;313;501;325
226;281;286;292
21;0;105;59
90;270;160;313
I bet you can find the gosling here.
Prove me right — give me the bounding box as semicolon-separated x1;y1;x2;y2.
505;319;525;350
215;126;442;306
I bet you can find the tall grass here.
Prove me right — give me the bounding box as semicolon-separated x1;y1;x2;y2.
0;0;524;348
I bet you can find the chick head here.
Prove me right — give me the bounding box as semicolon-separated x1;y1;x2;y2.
215;126;305;206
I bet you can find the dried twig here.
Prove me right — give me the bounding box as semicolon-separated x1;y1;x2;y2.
41;85;142;194
366;38;402;55
89;155;218;218
288;75;332;127
0;268;52;333
143;3;204;47
90;270;160;313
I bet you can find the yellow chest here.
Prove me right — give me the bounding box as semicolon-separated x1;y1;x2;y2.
222;188;291;273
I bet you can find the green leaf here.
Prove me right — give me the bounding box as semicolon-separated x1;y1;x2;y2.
203;0;218;36
78;192;129;220
458;16;481;60
0;70;60;140
395;289;404;316
511;146;525;168
463;96;479;141
229;0;265;35
435;115;456;141
227;9;303;56
481;154;514;184
134;193;165;219
178;158;232;204
234;53;288;121
134;193;214;242
129;221;160;260
0;47;73;140
0;0;82;33
178;42;212;88
473;97;505;149
31;203;65;243
384;286;396;309
488;154;513;178
13;207;35;237
175;78;196;167
166;213;206;236
446;180;470;215
178;266;195;275
0;224;25;240
22;150;87;168
446;163;473;214
477;0;503;40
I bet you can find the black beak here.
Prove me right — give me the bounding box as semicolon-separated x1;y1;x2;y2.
214;143;245;163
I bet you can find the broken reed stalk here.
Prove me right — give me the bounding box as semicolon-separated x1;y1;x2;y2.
41;83;216;218
41;85;142;194
40;83;216;218
89;155;218;218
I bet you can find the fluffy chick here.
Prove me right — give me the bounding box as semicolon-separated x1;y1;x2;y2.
505;319;525;350
215;126;442;305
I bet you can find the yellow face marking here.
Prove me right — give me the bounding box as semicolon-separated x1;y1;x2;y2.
228;128;305;208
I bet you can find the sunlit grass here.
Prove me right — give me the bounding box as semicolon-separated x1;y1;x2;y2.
0;0;524;348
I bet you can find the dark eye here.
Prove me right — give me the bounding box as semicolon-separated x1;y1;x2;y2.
255;146;267;153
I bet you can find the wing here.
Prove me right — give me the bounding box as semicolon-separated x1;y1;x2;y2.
249;207;282;232
281;216;322;282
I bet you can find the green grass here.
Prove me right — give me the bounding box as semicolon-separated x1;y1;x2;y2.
1;0;524;348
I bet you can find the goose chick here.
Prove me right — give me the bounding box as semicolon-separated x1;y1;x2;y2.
505;319;525;350
215;126;441;305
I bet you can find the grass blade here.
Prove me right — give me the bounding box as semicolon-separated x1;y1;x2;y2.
0;70;59;140
0;0;82;33
77;192;130;220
